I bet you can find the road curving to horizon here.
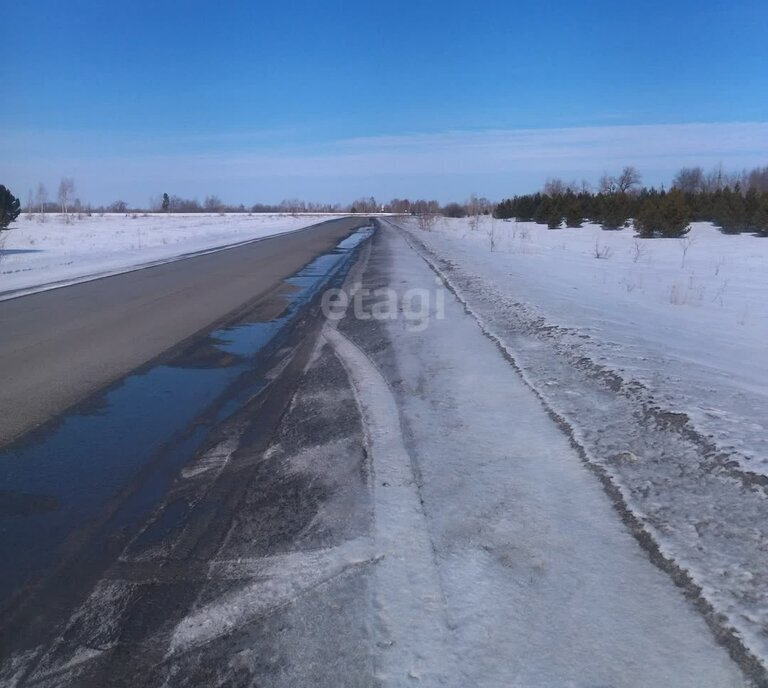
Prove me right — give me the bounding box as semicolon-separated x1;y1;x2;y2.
0;216;366;447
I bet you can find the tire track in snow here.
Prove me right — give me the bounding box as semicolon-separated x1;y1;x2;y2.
168;537;376;654
323;325;454;686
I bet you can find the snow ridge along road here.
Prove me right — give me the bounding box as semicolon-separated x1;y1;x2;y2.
387;217;768;684
334;223;748;686
323;325;454;686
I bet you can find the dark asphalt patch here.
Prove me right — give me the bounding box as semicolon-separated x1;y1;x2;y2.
0;224;374;682
16;330;373;687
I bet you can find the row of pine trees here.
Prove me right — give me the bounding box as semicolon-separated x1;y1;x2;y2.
494;175;768;238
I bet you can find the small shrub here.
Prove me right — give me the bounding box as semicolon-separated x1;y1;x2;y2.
593;240;613;259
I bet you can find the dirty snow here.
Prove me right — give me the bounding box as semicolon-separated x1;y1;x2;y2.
324;325;455;686
0;212;345;298
169;536;374;654
393;216;768;676
347;225;747;686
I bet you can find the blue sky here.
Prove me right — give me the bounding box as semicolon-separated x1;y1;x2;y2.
2;0;767;205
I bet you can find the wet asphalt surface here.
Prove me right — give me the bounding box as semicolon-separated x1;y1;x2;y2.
0;220;378;686
0;217;363;446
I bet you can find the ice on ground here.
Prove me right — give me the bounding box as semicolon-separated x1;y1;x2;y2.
0;212;345;297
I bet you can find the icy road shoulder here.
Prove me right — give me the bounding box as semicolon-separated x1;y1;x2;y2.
393;217;768;680
333;225;746;686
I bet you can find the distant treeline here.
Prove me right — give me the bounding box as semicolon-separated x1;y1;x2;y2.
145;196;446;216
494;165;768;237
14;163;768;239
19;192;443;217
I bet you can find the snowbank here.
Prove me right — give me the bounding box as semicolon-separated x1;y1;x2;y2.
0;213;346;298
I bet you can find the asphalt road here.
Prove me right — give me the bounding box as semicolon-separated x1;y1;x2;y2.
2;223;751;688
0;217;365;447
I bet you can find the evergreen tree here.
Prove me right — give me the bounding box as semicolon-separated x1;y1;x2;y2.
0;185;21;230
753;201;768;237
745;188;759;221
716;188;747;234
533;196;552;224
564;202;583;228
711;193;734;234
492;164;767;237
635;198;662;238
729;190;748;233
494;197;511;219
547;208;563;229
658;190;691;238
520;194;541;220
599;193;630;230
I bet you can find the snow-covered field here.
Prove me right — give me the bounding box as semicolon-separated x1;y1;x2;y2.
0;213;345;298
395;216;768;673
408;216;768;468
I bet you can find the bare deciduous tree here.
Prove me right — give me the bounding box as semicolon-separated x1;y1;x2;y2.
36;183;48;223
599;167;641;194
672;166;705;194
347;196;378;214
487;219;498;252
417;212;438;231
466;193;482;230
387;198;412;214
26;189;34;220
543;177;566;196
704;163;725;192
412;199;440;231
281;198;312;215
745;165;768;193
204;195;224;213
598;174;617;194
616;166;642;193
58;177;75;223
702;163;740;193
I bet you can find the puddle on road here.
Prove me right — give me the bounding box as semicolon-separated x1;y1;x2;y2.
0;226;373;609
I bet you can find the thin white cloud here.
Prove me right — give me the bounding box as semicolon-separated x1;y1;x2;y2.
2;122;766;204
324;122;767;169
